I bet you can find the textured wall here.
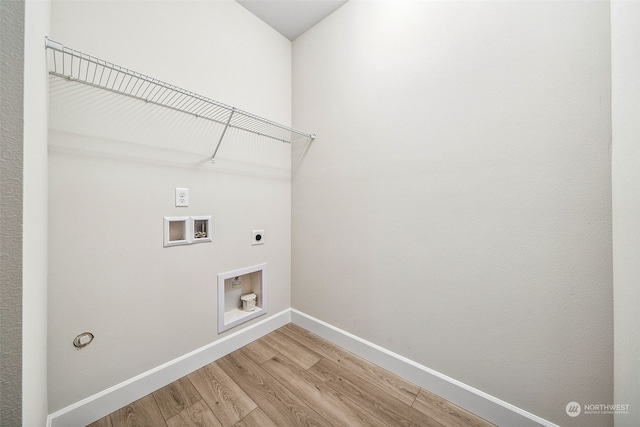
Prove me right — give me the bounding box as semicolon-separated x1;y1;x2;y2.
48;0;292;412
0;0;25;425
612;1;640;426
292;2;612;426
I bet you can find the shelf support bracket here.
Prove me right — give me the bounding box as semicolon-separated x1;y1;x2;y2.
211;108;235;163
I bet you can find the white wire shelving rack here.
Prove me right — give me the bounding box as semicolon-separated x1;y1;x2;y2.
45;37;315;162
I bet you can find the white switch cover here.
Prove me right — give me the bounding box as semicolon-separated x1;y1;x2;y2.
175;188;189;207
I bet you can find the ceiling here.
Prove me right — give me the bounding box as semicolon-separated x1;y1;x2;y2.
236;0;349;41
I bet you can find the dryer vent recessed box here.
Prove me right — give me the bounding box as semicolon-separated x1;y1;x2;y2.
218;263;266;332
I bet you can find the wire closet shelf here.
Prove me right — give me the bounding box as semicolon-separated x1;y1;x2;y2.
45;37;315;162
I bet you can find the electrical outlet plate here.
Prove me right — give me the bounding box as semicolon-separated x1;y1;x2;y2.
252;230;264;246
175;188;189;207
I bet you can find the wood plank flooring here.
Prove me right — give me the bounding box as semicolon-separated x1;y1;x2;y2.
88;324;495;427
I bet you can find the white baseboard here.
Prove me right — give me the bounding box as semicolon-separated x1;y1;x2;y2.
46;309;291;427
290;309;558;427
46;308;557;427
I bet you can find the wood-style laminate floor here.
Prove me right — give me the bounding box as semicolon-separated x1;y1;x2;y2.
88;324;495;427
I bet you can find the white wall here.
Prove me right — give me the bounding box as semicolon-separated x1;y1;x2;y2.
23;0;50;424
612;1;640;426
48;0;292;412
292;2;612;426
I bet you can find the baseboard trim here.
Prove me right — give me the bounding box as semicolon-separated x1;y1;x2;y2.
46;308;557;427
46;309;291;427
290;309;558;427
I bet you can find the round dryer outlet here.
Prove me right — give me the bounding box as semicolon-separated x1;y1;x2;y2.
252;230;264;245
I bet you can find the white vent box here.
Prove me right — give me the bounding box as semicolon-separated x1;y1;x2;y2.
218;264;266;332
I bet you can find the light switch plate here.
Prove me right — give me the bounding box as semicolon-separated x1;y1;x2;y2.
175;188;189;207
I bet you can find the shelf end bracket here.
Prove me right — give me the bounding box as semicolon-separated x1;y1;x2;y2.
211;108;235;163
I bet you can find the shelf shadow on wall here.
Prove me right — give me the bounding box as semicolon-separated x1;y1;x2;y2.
48;76;292;179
